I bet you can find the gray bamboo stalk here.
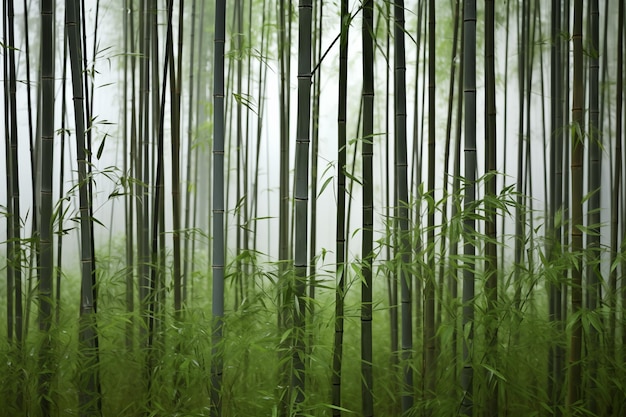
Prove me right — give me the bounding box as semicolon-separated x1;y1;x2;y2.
618;0;625;373
610;0;623;372
3;0;14;346
424;0;436;410
567;0;584;409
331;1;348;414
548;1;564;413
292;0;313;412
362;1;374;415
450;4;464;387
461;0;476;414
39;0;55;414
211;1;226;415
57;31;69;326
235;0;244;309
277;0;292;409
170;0;183;317
123;0;136;350
6;0;23;351
514;0;529;309
308;0;322;369
4;8;25;414
137;0;151;341
586;0;600;413
183;0;197;307
66;0;100;414
149;0;168;362
384;3;398;390
278;0;291;266
484;1;498;415
394;0;413;412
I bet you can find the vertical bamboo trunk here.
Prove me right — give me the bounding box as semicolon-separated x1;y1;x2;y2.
567;0;584;410
137;0;151;343
513;0;528;309
124;0;137;351
211;1;226;415
439;1;461;378
278;0;291;266
57;33;69;326
235;0;244;309
586;0;600;413
183;0;198;308
484;0;498;415
461;0;476;414
5;1;23;411
277;0;292;410
618;0;625;384
610;0;623;401
6;0;23;350
293;0;313;412
393;0;413;413
548;0;564;414
39;0;55;414
424;0;436;410
308;0;322;372
331;1;348;414
361;1;374;415
384;5;399;393
66;0;101;414
3;1;14;347
171;0;184;317
148;0;168;373
450;4;464;389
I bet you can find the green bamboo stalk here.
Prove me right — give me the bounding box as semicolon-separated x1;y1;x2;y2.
3;0;14;347
438;0;461;346
39;0;55;414
617;0;625;380
308;0;322;370
5;3;23;411
6;0;23;351
292;0;313;412
235;0;244;309
424;0;436;410
361;1;374;416
123;0;136;351
137;0;151;342
66;0;101;414
513;0;528;309
484;1;498;415
610;0;623;375
450;3;465;389
461;0;476;414
331;1;349;414
183;0;197;307
548;1;564;414
383;4;398;390
276;0;292;412
170;0;183;317
394;0;413;411
211;1;226;415
567;0;584;409
148;0;167;362
586;0;600;413
278;0;291;267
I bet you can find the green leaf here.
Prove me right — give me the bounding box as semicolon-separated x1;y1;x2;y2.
96;133;109;160
317;176;334;198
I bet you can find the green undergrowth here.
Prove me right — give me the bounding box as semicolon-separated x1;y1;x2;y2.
1;239;625;416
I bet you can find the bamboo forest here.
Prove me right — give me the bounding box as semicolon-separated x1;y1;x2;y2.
1;0;625;416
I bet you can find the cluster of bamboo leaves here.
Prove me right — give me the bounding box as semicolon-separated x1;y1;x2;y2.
1;1;625;417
